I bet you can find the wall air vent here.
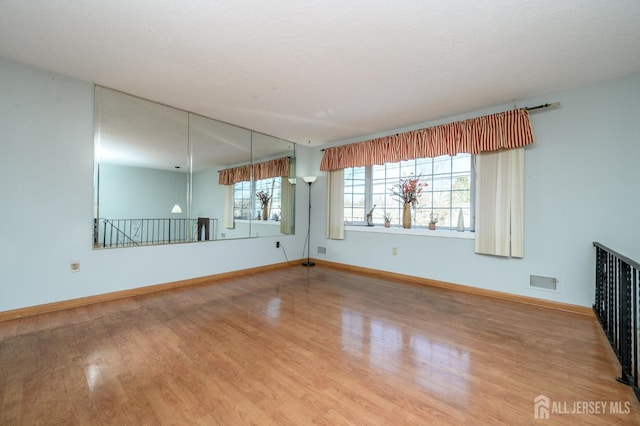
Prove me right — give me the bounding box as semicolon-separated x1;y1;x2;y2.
529;275;559;292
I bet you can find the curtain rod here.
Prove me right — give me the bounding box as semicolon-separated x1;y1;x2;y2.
217;156;292;172
525;102;560;111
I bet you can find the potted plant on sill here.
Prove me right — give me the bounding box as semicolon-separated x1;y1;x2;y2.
382;211;392;228
429;213;438;230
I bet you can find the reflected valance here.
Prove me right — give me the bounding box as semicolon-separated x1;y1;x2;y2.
320;109;533;171
218;157;290;185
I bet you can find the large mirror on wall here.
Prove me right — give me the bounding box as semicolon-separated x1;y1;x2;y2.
93;86;296;248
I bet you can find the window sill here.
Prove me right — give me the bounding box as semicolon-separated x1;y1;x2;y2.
235;219;281;226
345;225;475;240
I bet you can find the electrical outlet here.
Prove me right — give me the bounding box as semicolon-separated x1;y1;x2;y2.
392;248;398;255
70;261;80;272
276;241;280;248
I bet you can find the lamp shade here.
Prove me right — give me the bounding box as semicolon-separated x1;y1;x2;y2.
303;176;317;184
171;203;182;214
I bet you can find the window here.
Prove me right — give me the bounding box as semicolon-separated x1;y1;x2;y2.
255;178;281;220
233;180;252;220
234;178;282;220
344;167;366;223
344;154;474;230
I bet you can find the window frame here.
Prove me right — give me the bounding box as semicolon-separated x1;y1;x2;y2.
344;154;475;231
234;177;282;221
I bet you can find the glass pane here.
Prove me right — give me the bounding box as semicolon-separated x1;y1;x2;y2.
384;162;400;174
352;167;366;179
372;181;387;194
452;173;470;190
415;158;433;176
452;154;471;173
419;192;432;208
352;182;366;193
343;155;474;229
254;178;281;221
433;156;451;174
452;190;471;207
434;208;451;227
414;208;430;226
433;191;451;207
432;176;452;191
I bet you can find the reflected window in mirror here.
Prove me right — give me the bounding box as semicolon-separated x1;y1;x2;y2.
233;177;283;221
255;178;282;221
219;155;295;235
233;179;283;221
233;181;252;220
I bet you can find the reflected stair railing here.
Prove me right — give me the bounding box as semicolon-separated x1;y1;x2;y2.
95;218;218;248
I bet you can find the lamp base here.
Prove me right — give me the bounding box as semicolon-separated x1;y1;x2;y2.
301;261;316;267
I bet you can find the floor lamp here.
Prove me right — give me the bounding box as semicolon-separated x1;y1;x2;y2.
302;176;317;267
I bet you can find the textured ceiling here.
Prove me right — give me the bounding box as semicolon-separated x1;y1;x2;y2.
1;1;639;146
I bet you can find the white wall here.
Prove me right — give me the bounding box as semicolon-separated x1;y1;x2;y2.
99;163;189;219
0;57;309;312
1;55;637;312
192;167;223;222
308;72;640;307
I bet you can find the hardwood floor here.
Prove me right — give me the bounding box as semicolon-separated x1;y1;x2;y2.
1;265;638;425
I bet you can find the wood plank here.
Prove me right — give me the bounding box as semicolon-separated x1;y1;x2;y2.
0;262;293;323
314;259;594;315
0;266;637;424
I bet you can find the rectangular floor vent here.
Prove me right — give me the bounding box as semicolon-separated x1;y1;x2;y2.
529;275;558;291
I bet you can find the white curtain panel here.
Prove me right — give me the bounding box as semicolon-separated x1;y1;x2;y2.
223;185;235;229
280;177;294;235
326;169;345;240
474;147;524;257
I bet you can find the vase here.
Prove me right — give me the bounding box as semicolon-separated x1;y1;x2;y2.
262;205;268;221
384;221;391;228
456;208;464;232
402;203;411;229
429;223;436;230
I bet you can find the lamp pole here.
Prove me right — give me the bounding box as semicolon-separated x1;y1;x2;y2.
302;176;317;267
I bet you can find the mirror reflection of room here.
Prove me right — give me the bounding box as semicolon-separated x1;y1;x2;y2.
93;86;295;248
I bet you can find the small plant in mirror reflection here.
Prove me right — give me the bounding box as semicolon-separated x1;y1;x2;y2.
256;190;271;207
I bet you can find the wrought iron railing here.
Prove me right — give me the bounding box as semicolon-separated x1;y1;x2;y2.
593;242;640;401
95;218;218;248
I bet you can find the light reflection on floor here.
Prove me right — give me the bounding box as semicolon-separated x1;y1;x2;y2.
341;307;469;401
84;351;104;394
266;296;281;320
85;363;101;393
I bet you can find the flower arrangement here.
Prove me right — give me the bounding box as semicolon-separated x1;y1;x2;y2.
256;190;271;207
390;175;427;206
382;211;393;223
